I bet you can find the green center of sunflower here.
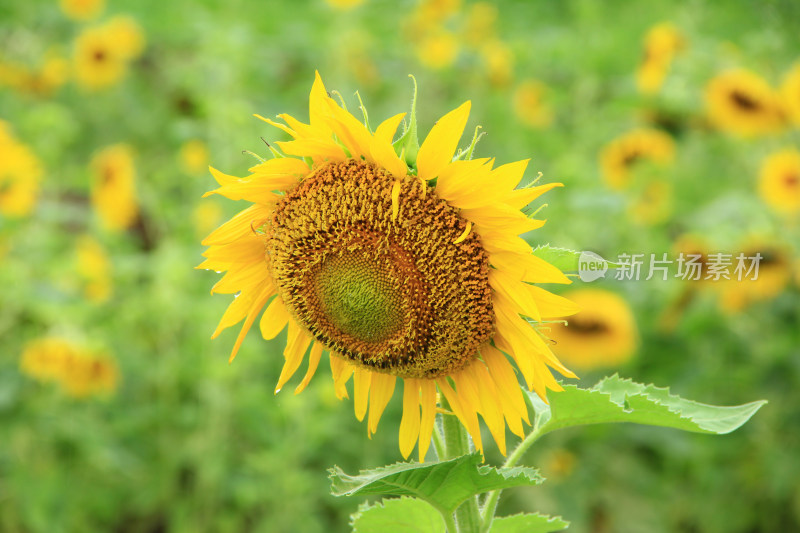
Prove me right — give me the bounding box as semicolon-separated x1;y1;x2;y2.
314;252;404;343
264;159;494;379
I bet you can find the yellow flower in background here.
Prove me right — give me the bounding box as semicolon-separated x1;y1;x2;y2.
105;16;146;60
480;39;513;87
599;128;675;189
672;234;712;283
76;236;112;303
59;0;105;21
192;200;224;238
61;353;119;398
20;337;119;398
513;80;553;128
462;2;498;48
718;243;792;313
628;179;673;225
706;69;785;136
323;0;366;9
636;22;685;94
0;121;42;218
74;25;128;90
548;289;637;371
200;73;578;459
416;30;459;70
759;148;800;215
419;0;462;23
780;62;800;126
180;139;210;175
90;144;139;231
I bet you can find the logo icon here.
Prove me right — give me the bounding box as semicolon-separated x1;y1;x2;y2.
578;251;608;282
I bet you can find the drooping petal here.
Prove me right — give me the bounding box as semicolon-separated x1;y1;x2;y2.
399;378;421;459
353;368;372;422
330;353;354;400
275;321;312;392
505;183;563;210
228;287;273;363
295;342;324;394
417;101;471;181
367;372;397;436
418;380;437;461
259;296;290;340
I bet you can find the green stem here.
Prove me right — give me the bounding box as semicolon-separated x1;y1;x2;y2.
479;413;546;532
440;409;481;533
432;417;447;460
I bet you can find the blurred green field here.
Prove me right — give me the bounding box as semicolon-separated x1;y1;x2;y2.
1;0;800;532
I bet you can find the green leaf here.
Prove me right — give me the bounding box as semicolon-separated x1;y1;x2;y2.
490;512;569;533
531;245;584;273
531;245;621;274
532;375;766;437
351;497;445;533
330;453;543;515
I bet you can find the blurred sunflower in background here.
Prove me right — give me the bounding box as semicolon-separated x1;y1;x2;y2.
513;79;553;128
781;62;800;126
200;73;579;459
759;148;800;216
0;121;42;218
718;242;792;313
73;17;144;90
179;139;210;175
599;128;675;189
636;22;685;94
705;69;785;136
548;289;637;371
90;144;139;231
628;179;673;225
20;337;118;398
59;0;104;21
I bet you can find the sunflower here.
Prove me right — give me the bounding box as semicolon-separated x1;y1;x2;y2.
599;128;675;190
200;73;578;459
512;79;553;128
0;121;42;218
548;289;637;371
705;69;785;136
59;0;104;21
74;25;128;90
636;22;685;95
717;242;792;313
759;148;800;215
90;144;139;231
20;337;118;398
627;179;672;225
416;30;459;70
105;16;146;60
781;62;800;126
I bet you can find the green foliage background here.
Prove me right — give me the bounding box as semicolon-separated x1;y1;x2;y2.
1;0;799;531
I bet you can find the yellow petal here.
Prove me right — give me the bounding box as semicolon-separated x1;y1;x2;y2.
465;362;507;455
259;296;289;340
489;269;542;322
309;71;333;132
527;285;581;318
370;112;408;177
418;380;437;462
367;373;397;436
490;251;571;284
275;139;346;161
506;183;563;210
295;342;324;394
211;261;272;295
202;205;270;246
353;368;371;422
482;344;529;425
228;288;272;363
247;156;310;176
436;377;483;454
324;98;373;159
434;158;492;200
399;378;421;459
275;321;312;392
330;353;353;400
211;279;272;339
417;101;471;181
